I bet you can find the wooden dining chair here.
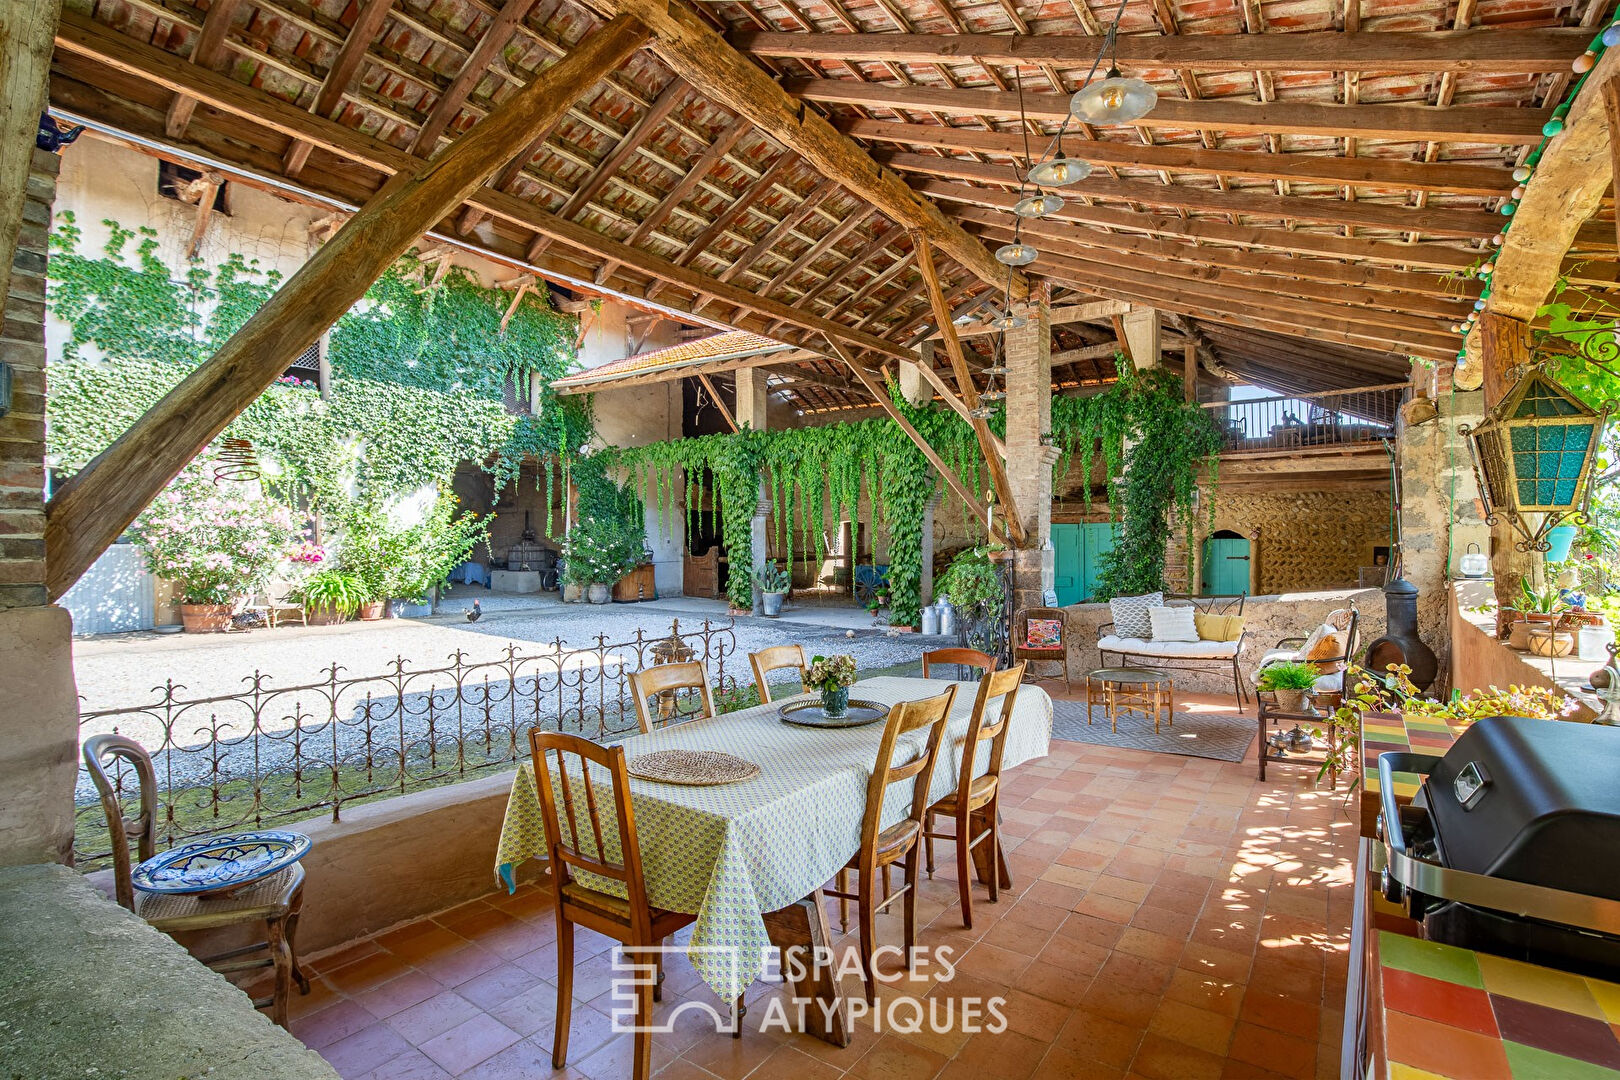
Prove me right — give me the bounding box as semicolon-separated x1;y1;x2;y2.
826;685;958;1003
920;648;996;680
749;644;809;703
81;733;310;1027
530;730;706;1080
922;663;1025;928
627;660;715;734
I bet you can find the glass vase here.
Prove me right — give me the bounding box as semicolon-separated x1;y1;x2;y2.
821;686;850;719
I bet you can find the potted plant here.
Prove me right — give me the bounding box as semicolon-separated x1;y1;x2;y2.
563;515;642;604
753;562;791;617
293;568;367;625
334;507;391;620
129;455;297;632
806;653;857;719
375;493;488;618
1515;579;1570;652
936;546;1008;653
1256;660;1321;715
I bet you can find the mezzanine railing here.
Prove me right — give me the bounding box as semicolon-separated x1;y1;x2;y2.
1203;383;1406;453
74;619;740;866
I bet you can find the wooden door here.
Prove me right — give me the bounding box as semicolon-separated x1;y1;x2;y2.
1202;536;1251;596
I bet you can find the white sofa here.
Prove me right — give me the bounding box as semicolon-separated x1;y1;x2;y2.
1097;596;1248;706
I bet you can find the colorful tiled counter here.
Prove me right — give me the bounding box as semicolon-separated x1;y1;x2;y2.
1358;712;1460;838
1376;930;1620;1078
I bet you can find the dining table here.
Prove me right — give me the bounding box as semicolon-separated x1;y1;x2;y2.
494;674;1053;1043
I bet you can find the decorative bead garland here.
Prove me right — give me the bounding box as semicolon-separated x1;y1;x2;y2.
1451;21;1619;360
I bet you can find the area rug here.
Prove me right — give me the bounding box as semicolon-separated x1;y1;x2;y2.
1049;700;1255;762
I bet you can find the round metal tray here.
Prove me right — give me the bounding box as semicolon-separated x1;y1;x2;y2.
777;697;890;729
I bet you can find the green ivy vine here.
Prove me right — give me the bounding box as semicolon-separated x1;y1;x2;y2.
45;213;587;524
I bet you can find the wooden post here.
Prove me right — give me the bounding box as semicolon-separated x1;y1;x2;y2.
697;373;737;432
912;234;1027;546
1184;339;1198;402
43;15;651;600
0;1;63;309
1478;312;1536;614
1605;77;1620;259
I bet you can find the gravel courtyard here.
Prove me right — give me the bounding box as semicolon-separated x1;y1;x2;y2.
71;593;942;807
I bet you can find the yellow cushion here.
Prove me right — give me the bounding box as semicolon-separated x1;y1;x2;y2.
1194;612;1245;642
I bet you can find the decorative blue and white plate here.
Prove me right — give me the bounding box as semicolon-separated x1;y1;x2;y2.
131;830;312;895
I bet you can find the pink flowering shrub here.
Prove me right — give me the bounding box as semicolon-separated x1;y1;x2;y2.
130;453;300;604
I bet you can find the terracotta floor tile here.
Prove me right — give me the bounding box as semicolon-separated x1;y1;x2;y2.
384;925;473;965
455;963;544;1012
417;1014;521;1075
1238;989;1322;1042
1146;999;1237;1057
1031;1046;1130;1080
357;970;448;1021
1130;1032;1227;1080
416;943;506;988
1226;1021;1318;1078
1054;1007;1146;1068
320;1022;416;1077
387;990;484;1047
846;1032;950;1080
293;998;379;1050
328;951;416;995
354;1048;453;1080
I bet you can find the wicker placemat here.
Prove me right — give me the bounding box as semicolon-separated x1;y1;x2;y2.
626;749;760;786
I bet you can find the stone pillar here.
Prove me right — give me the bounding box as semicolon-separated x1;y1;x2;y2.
1120;308;1161;370
734;367;769;613
1003;296;1056;552
899;342;932;407
0;144;79;866
1396;367;1487;684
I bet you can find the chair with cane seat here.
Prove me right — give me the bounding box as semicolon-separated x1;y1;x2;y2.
825;685;958;1003
923;663;1025;927
81;733;309;1028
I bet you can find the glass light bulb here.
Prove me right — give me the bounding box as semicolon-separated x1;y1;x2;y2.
1028;156;1092;188
980;389;1006;402
1070;71;1158;125
995;242;1038;267
1013;193;1064;218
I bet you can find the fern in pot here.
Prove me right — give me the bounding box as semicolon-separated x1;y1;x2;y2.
293;569;367;626
1256;660;1322;715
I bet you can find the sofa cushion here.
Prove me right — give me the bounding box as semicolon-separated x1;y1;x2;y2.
1099;635;1240;659
1149;606;1200;643
1109;592;1163;640
1024;617;1063;649
1194;612;1246;642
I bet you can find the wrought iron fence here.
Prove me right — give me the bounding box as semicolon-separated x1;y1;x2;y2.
1203;383;1406;453
74;618;740;866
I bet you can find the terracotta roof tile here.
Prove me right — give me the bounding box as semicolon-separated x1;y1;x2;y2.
551;331;790;388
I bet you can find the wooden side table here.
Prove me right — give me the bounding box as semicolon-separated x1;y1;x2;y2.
1257;692;1340;787
1085;667;1174;733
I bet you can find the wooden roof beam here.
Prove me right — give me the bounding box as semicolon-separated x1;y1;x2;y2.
165;0;245;139
733;28;1592;73
887;153;1504;238
785;79;1550;145
914;179;1485;271
407;0;542;156
589;0;1025;297
846;119;1513;197
283;0;396;178
645;151;800;301
46;14;652;601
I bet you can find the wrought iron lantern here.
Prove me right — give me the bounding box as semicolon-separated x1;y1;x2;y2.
1461;368;1611;552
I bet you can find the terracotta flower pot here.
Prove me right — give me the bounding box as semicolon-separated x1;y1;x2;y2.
307;605;348;626
1508;620;1533;651
1528;628;1574;658
179;603;234;633
357;601;386;621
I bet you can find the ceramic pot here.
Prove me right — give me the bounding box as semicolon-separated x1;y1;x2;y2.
821;686;850;718
307;605;347;626
761;591;784;617
1528;628;1574;658
386;598;431;619
357;601;386;621
1544;525;1578;563
1271;688;1311;714
1507;620;1532;651
179;603;233;633
562;582;583;603
586;582;611;605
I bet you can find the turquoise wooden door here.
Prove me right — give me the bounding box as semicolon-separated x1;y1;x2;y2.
1202;536;1251;595
1053;523;1116;606
1052;524;1082;607
1079;523;1114;601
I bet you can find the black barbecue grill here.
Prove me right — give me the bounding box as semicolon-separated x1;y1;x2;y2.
1379;716;1620;980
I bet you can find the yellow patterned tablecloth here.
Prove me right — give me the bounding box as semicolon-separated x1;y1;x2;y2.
495;675;1053;999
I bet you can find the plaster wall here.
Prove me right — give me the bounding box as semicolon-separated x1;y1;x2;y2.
0;605;79;865
590;381;686;595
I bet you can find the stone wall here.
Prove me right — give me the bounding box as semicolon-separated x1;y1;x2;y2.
0;149;56;609
1198;489;1394;595
1056;587;1387;696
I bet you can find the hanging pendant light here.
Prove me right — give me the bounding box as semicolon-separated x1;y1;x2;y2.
979;388;1007;402
1028;156;1093;188
995;242;1038;267
982;364;1009;377
1070;68;1158;125
967;404;997;419
1013;193;1065;217
988;312;1027;330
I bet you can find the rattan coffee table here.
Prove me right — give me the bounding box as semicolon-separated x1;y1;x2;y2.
1085;667;1174;734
